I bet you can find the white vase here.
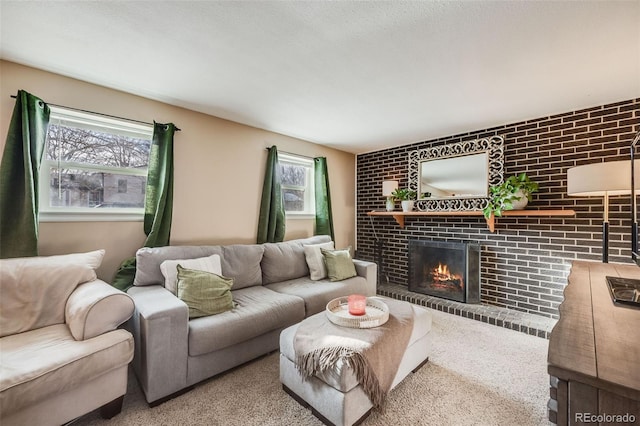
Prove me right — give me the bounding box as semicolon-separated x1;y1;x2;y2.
510;190;529;210
386;198;395;212
401;200;414;212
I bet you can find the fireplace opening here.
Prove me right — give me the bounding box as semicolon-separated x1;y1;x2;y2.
408;240;480;303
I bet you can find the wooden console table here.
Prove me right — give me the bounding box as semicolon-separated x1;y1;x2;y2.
547;261;640;425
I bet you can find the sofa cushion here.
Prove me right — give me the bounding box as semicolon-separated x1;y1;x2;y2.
0;259;97;338
177;265;234;319
14;249;106;270
135;246;223;286
187;286;305;356
261;241;308;284
135;244;264;290
219;244;264;289
0;324;133;417
160;254;222;295
261;235;333;285
266;275;374;316
303;241;335;280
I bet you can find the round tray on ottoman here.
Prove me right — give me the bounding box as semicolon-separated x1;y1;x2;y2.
325;296;389;328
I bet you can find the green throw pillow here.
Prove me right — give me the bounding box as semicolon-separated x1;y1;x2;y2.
321;247;357;282
176;265;234;319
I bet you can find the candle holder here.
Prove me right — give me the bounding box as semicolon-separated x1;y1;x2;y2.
347;294;367;316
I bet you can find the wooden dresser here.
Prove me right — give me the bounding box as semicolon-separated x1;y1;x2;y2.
548;261;640;425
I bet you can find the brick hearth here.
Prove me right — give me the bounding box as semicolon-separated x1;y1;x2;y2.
377;282;556;339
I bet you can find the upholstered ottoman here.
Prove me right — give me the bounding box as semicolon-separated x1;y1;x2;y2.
279;297;432;426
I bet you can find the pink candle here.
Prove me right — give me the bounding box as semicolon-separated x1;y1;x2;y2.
348;294;367;316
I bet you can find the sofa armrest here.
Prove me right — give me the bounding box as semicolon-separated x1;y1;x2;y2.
65;279;134;340
127;285;189;404
353;259;377;292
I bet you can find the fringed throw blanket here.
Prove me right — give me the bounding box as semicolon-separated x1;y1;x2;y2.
294;298;414;409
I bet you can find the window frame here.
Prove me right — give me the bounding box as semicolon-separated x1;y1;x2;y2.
38;106;153;222
278;153;315;219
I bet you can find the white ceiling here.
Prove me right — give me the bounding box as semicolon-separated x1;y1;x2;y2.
1;1;639;154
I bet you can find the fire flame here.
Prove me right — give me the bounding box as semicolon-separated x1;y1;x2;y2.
430;262;463;289
435;262;449;276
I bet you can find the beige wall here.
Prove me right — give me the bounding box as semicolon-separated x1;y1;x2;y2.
0;60;356;280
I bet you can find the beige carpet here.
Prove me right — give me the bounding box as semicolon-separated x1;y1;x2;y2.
75;308;551;426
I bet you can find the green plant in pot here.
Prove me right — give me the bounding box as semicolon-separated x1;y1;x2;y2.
483;173;539;219
391;188;417;212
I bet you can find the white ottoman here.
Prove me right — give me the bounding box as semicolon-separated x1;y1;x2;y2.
279;298;432;426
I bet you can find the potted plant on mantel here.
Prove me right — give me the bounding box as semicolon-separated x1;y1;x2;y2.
391;188;417;212
483;173;539;219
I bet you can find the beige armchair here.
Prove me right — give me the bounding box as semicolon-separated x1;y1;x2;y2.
0;251;135;426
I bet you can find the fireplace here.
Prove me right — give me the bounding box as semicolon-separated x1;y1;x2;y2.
408;240;480;303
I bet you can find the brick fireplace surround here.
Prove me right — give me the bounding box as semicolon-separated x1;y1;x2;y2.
356;98;639;337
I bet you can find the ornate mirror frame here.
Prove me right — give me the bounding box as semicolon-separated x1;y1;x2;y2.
408;135;504;212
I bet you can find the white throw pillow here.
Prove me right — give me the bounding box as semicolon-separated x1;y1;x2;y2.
303;241;335;280
160;254;222;295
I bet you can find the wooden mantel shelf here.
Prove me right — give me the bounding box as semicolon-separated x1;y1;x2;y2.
367;209;576;232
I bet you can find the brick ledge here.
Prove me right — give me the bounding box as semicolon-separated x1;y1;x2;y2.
378;282;557;339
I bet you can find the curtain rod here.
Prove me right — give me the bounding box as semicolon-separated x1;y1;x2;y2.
10;95;181;131
265;147;317;160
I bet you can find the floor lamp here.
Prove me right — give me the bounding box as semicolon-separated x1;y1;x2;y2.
567;159;640;263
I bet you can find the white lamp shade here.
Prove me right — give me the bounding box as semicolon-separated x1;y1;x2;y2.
567;160;640;196
382;180;398;196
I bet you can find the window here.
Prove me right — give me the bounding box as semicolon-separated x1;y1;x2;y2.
279;153;314;217
39;106;153;221
117;179;127;193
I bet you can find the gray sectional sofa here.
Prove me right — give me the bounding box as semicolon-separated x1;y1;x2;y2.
126;235;377;404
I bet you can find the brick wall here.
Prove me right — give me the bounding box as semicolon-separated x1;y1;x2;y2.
356;98;640;318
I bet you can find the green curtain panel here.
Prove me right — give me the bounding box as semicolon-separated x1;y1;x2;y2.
144;122;176;248
257;146;285;243
112;122;176;291
314;157;335;241
0;90;50;259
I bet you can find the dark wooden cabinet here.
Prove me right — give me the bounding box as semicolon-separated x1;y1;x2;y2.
548;261;640;425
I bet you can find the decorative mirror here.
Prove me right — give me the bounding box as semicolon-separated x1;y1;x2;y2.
408;136;504;211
